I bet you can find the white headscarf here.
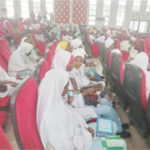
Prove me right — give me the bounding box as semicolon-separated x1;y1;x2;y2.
120;40;131;51
37;69;93;150
72;48;85;59
0;66;20;98
52;50;73;71
71;39;82;49
104;37;114;48
131;52;150;98
69;48;90;90
131;52;148;72
8;42;33;77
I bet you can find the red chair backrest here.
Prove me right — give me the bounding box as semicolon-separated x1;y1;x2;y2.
0;111;6;126
0;39;12;65
40;60;49;82
0;55;8;72
47;49;55;69
121;51;129;62
91;44;99;57
0;127;13;149
11;78;43;150
36;42;46;56
18;21;25;32
123;64;147;112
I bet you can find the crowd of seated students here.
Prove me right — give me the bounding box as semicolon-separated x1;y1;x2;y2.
87;26;150;100
4;12;150;149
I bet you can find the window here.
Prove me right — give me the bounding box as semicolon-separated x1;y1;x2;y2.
132;0;141;11
138;21;149;33
129;21;139;31
88;0;97;25
6;0;14;18
33;0;41;14
103;0;112;25
46;0;53;13
146;0;150;12
21;0;29;18
116;0;126;26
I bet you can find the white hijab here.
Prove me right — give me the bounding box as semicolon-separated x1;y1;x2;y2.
70;49;90;90
71;39;82;50
0;66;19;83
52;49;73;71
104;37;114;48
131;52;150;98
72;48;85;59
131;52;148;72
37;69;92;150
8;41;33;77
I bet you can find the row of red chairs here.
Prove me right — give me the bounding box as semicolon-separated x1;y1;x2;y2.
99;43;150;137
0;38;57;149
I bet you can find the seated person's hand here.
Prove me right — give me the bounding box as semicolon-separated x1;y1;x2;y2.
83;88;97;96
88;77;97;81
93;83;104;91
67;96;75;105
87;127;94;137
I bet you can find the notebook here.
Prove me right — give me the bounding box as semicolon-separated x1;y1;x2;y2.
96;117;113;137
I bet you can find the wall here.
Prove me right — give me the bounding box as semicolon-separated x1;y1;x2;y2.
95;0;150;30
54;0;88;24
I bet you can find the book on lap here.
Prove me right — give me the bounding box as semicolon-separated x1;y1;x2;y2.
96;117;113;137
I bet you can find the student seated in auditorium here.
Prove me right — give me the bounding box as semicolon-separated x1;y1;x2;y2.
69;48;131;138
37;69;127;150
8;39;36;78
0;66;20;98
10;19;36;46
130;52;150;99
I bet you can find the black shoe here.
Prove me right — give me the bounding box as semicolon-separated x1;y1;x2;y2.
117;131;131;138
122;123;129;130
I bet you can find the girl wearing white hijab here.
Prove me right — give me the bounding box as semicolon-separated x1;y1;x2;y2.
0;66;20;98
69;49;131;137
71;39;83;51
70;48;90;90
37;69;126;150
8;41;34;78
52;47;97;121
37;69;93;150
51;47;74;71
104;37;114;49
131;52;150;99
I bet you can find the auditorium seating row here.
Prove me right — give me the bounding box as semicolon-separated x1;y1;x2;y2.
98;43;150;137
0;19;47;55
0;36;57;149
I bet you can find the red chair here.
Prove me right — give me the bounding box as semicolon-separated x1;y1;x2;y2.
18;21;25;32
40;60;49;82
91;44;99;57
0;38;12;65
36;42;46;56
10;78;43;149
0;96;11;108
121;51;129;62
0;126;13;149
123;64;148;136
0;111;6;126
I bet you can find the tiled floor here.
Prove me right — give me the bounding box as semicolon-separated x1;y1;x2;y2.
2;58;150;150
